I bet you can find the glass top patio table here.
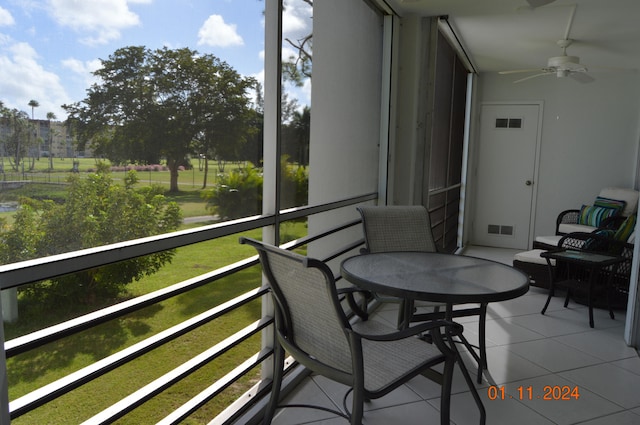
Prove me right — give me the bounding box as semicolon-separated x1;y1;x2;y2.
340;251;530;305
540;249;624;266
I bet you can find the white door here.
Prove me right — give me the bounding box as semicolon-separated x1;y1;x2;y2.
472;103;541;249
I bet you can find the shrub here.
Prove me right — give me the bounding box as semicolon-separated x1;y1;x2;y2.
0;168;183;306
202;159;308;220
202;164;262;220
281;160;308;209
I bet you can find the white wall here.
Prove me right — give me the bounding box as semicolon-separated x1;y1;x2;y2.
474;72;640;238
307;0;384;258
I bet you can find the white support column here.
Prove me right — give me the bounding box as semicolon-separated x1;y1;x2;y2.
263;0;281;245
0;296;9;423
260;0;282;381
624;197;640;348
1;289;18;323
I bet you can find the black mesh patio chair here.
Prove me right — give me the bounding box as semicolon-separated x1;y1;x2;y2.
240;237;474;425
357;205;489;383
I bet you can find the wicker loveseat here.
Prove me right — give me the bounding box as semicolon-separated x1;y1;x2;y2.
514;187;637;308
552;187;638;237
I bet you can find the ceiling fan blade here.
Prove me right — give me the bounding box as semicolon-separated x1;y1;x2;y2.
513;73;551;83
526;0;556;7
569;72;595;83
499;69;542;75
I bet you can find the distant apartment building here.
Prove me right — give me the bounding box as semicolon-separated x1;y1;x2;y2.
33;119;94;159
0;118;94;160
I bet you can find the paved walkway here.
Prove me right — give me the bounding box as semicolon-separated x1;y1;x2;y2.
183;215;218;224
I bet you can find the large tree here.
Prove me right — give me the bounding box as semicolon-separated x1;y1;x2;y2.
64;46;256;192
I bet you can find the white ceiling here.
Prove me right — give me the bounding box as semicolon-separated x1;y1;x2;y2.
388;0;640;78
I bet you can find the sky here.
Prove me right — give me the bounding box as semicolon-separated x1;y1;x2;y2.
0;0;312;120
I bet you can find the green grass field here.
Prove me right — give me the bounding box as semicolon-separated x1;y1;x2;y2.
0;157;250;219
0;160;308;424
6;230;268;424
1;157;238;189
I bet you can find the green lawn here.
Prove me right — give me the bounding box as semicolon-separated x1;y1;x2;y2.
1;157;244;193
0;164;308;424
0;158;248;218
6;228;278;424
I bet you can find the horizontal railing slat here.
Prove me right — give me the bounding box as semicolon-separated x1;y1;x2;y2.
82;317;272;425
159;348;274;425
9;287;267;418
6;256;260;357
0;215;273;290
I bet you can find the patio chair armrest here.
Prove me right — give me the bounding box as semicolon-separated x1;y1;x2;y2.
559;231;627;256
356;319;463;342
556;209;581;234
337;286;372;320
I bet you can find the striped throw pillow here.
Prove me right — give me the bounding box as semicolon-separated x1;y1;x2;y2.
594;196;626;216
578;205;618;227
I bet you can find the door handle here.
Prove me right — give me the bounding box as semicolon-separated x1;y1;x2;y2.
525;180;533;186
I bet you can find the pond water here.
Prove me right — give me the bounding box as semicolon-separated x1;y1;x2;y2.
0;202;18;212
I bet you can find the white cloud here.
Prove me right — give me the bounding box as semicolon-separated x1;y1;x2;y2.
282;45;298;62
197;14;243;48
282;0;312;38
61;57;100;75
0;6;15;26
0;42;70;118
62;57;102;88
47;0;144;45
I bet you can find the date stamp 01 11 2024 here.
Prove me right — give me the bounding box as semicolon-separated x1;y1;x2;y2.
487;385;580;401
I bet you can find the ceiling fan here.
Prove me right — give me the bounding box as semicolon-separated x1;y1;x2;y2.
499;4;594;83
499;38;595;83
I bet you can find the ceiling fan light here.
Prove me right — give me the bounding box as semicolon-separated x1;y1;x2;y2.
548;55;580;68
526;0;556;7
557;69;569;78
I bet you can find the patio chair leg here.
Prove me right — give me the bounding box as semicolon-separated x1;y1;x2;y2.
541;291;553;314
439;356;454;425
541;259;555;315
587;273;595;328
263;342;285;425
397;299;414;329
477;304;488;384
606;273;615;320
350;384;364;425
452;339;486;425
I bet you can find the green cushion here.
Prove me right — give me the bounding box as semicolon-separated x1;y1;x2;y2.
614;214;636;242
578;205;618;227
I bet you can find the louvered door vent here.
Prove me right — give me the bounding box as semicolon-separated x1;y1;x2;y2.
488;224;514;236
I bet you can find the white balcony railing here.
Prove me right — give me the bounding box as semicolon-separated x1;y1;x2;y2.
0;192;376;424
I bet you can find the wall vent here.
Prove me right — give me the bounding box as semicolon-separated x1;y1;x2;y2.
495;117;522;129
487;224;514;236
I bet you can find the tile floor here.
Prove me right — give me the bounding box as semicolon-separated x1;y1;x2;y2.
268;246;640;425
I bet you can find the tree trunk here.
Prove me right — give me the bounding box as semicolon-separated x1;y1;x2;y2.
201;158;209;189
168;159;180;192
